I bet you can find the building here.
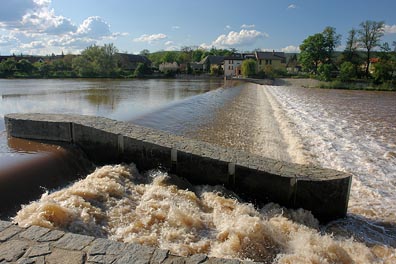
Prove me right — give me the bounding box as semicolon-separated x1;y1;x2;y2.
223;54;245;77
255;51;286;72
159;62;179;72
117;53;151;71
200;55;224;72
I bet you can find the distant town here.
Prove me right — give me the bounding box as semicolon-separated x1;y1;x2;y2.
0;20;395;90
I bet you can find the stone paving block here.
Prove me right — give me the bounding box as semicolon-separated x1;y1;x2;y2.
203;258;241;264
45;248;85;264
88;238;126;256
150;248;169;264
53;232;94;250
19;225;50;241
87;254;118;264
162;256;186;264
111;243;155;264
17;256;45;264
0;221;12;232
37;229;65;242
0;225;24;242
186;254;208;264
26;242;51;257
0;239;30;262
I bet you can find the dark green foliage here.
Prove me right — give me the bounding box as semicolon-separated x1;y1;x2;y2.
241;59;257;77
299;27;340;74
339;62;356;81
357;20;385;78
134;62;151;77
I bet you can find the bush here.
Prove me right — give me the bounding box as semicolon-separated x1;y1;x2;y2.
318;64;332;81
339;61;355;81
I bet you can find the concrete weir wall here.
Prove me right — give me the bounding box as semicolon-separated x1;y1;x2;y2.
5;113;352;223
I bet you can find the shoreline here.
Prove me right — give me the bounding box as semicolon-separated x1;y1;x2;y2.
273;78;396;91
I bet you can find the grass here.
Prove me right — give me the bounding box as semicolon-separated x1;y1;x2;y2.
318;80;396;91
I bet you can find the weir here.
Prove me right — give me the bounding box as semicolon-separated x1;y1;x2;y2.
5;113;352;223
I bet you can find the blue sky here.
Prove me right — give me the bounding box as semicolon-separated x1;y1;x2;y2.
1;0;396;55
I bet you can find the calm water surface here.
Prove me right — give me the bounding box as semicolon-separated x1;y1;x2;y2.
0;78;223;167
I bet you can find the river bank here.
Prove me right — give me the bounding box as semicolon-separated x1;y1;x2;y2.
274;78;396;91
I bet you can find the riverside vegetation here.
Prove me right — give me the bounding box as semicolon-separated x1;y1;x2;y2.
0;20;395;90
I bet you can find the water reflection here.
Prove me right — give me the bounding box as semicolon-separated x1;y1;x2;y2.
0;78;223;167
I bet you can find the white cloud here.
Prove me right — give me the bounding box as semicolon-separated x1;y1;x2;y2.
165;45;179;51
288;4;297;9
165;41;174;46
384;24;396;34
205;29;268;48
172;26;180;30
225;25;231;29
76;16;111;38
134;33;167;43
0;0;126;55
281;45;300;53
241;24;255;29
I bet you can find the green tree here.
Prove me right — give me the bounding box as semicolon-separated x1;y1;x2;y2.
299;27;341;74
241;59;257;77
139;49;150;56
0;58;17;77
134;62;151;77
192;49;204;62
16;59;34;75
357;20;385;78
72;43;120;77
299;33;326;73
371;42;396;83
342;28;362;77
322;26;341;63
318;64;333;81
339;61;356;81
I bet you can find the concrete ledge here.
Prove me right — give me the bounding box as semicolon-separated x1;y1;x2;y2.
5;113;352;222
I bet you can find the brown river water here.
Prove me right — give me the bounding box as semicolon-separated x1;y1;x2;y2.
1;79;396;262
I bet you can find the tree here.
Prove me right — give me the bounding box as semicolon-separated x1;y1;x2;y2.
371;42;396;83
357;20;385;78
342;28;362;77
16;59;34;75
299;27;341;74
0;58;17;77
134;62;151;77
192;48;204;62
299;33;326;73
322;26;341;63
339;61;355;81
72;43;120;77
139;49;150;56
241;59;257;77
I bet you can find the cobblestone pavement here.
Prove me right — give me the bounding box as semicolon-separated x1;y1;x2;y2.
0;221;259;264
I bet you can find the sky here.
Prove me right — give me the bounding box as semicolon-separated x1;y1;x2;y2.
0;0;396;55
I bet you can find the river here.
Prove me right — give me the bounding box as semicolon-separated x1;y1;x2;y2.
1;79;396;262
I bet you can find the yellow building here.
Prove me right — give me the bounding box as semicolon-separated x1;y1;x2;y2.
255;51;286;72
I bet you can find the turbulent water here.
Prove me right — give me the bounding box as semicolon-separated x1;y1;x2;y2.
12;83;396;263
14;164;395;263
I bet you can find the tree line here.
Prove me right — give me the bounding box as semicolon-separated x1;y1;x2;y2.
0;44;237;78
298;20;396;85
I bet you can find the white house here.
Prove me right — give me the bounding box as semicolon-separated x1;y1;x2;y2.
223;55;245;77
159;62;179;72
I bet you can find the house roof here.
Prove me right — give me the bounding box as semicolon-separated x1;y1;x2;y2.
200;55;224;65
255;51;286;60
223;55;245;60
117;53;151;64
